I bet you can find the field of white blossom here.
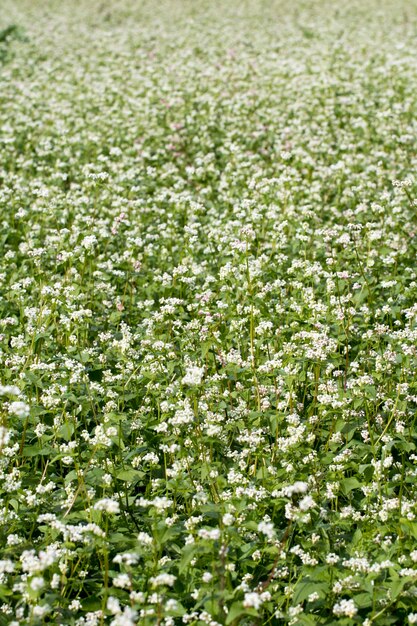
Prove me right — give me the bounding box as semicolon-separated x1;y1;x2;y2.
1;0;417;624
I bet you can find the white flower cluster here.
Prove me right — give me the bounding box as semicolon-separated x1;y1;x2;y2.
93;499;120;514
182;365;204;386
333;599;358;618
149;573;176;587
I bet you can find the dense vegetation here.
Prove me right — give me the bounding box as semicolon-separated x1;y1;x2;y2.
1;0;417;624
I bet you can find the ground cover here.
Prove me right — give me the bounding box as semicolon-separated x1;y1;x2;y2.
1;1;417;623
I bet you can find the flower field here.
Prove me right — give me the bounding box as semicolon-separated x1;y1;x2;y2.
2;0;417;623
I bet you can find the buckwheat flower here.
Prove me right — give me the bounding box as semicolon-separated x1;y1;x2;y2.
113;574;131;589
198;528;221;540
137;532;153;545
326;553;339;565
6;535;21;546
30;576;45;591
32;605;50;618
81;235;97;250
94;498;120;514
113;553;138;566
149;573;176;587
102;473;112;486
34;423;47;438
0;385;21;396
130;592;145;603
142;452;159;465
308;592;320;602
333;599;357;618
8;401;30;418
243;592;262;609
137;496;172;512
107;597;121;615
50;574;60;589
400;568;417;576
408;614;417;624
69;600;82;611
202;572;213;583
258;520;275;540
0;560;14;574
0;427;10;448
182;365;204;386
283;481;309;497
298;495;316;511
288;605;303;618
1;605;12;615
222;513;234;526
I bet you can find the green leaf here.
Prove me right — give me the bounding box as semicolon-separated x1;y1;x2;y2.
352;528;363;545
0;584;12;599
225;602;258;625
109;532;130;544
390;578;407;600
179;545;198;575
353;592;373;608
22;445;53;457
293;581;328;604
201;341;213;358
116;468;143;482
58;421;74;441
341;477;361;495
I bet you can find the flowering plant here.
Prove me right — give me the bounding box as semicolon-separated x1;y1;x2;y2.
1;0;417;624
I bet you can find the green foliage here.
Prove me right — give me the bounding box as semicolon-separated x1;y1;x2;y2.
1;0;417;624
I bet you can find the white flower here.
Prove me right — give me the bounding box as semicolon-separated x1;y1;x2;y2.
30;576;44;591
282;481;309;497
32;605;50;618
165;599;178;611
50;573;60;589
182;365;204;386
137;496;172;512
326;553;339;565
6;535;21;546
0;426;10;448
222;513;234;526
258;520;275;540
137;532;153;545
149;573;176;587
107;596;121;615
0;560;14;573
68;599;82;611
81;235;97;250
298;495;316;511
308;592;320;602
113;573;131;589
8;401;30;418
198;528;221;540
94;498;120;514
110;608;137;626
0;385;21;396
333;599;357;618
243;592;263;609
